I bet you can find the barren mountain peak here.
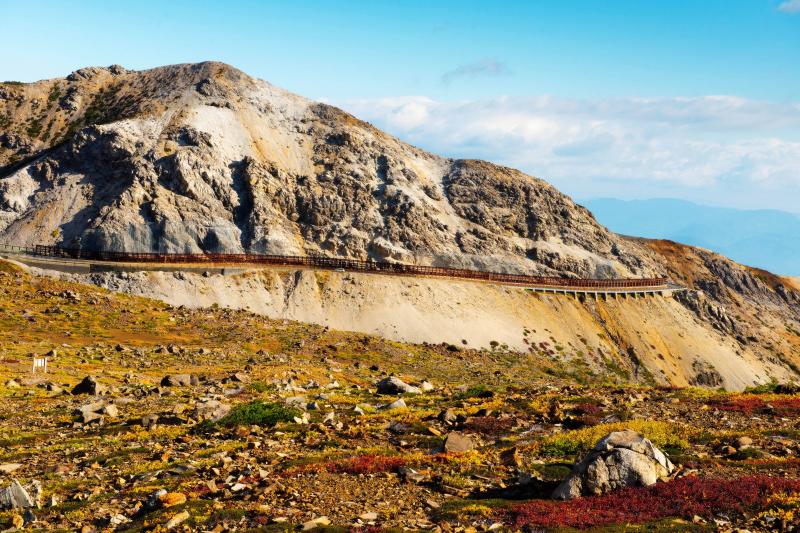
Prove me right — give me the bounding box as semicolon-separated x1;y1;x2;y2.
0;61;643;279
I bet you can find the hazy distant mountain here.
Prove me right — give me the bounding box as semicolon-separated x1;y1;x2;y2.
583;198;800;276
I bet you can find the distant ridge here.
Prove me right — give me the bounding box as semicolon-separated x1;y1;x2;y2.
583;198;800;276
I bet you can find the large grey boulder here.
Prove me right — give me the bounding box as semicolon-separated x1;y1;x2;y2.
71;375;107;395
552;429;675;500
0;479;40;509
160;374;199;387
376;376;421;395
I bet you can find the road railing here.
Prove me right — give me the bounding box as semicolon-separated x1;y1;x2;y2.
0;243;670;290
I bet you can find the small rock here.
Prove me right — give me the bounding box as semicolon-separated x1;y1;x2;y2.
359;511;379;521
444;432;476;453
101;404;119;418
721;445;737;455
425;499;440;509
71;376;106;395
382;398;407;410
0;464;22;475
165;510;190;529
303;516;331;530
438;409;458;426
735;436;753;449
228;372;249;383
159;492;187;507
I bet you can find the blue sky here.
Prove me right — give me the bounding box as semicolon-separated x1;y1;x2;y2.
2;0;799;210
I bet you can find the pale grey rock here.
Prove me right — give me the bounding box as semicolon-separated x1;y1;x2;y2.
443;432;476;453
75;400;116;424
193;399;230;422
376;376;421;395
0;479;35;509
0;464;21;475
381;398;407;410
552;429;675;499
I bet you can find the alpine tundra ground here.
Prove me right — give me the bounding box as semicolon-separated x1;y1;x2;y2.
2;258;800;532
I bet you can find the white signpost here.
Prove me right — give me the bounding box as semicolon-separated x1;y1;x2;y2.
31;356;48;374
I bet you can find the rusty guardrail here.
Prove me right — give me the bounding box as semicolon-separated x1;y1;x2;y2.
0;243;669;289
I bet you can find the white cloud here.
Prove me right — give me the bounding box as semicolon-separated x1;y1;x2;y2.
779;0;800;13
339;95;800;197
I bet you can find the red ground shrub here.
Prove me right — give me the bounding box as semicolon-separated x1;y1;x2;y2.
572;403;604;416
464;416;516;435
326;454;407;475
709;395;800;415
508;475;800;530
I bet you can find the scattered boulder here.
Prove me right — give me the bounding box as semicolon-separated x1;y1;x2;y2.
376;376;421;395
71;376;106;395
0;479;39;510
443;432;476;453
75;400;118;424
438;409;458;426
141;414;160;429
44;382;63;394
552;430;675;499
193;399;231;422
303;516;330;530
4;379;20;389
160;492;187;507
160;374;199;387
166;510;190;529
101;404;119;418
381;398;407;410
399;467;428;483
226;372;249;383
0;464;22;475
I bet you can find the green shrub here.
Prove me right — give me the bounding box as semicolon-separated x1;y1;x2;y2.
729;447;764;461
248;381;273;393
744;380;780;394
453;385;494;400
538;421;690;458
214;401;299;428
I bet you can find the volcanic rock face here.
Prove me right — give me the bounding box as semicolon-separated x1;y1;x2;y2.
0;62;644;278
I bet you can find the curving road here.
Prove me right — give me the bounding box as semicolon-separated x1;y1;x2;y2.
1;243;675;293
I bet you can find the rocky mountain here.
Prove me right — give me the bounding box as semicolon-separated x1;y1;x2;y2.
2;62;799;389
0;62;646;278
